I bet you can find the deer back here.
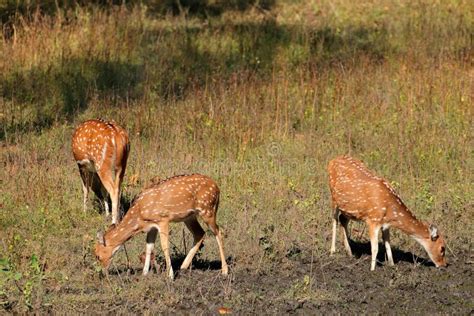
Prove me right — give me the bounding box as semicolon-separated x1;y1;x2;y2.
72;119;129;172
131;174;220;223
328;155;406;222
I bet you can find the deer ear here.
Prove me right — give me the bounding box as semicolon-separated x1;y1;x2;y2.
97;231;106;246
429;224;439;241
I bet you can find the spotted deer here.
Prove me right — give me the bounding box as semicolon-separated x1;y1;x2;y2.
328;155;447;270
94;174;229;279
72;119;130;225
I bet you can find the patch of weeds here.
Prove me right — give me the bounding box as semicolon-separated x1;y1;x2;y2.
258;225;275;258
415;183;435;215
285;244;302;260
22;254;44;310
286;275;338;303
0;253;45;311
0;257;22;310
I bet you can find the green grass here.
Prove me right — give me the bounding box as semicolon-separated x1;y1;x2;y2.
0;0;473;312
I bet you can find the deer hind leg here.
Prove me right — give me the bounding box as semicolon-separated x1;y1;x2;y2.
339;214;353;257
97;169;119;224
201;215;228;275
330;208;339;254
180;216;205;271
116;165;126;219
143;227;158;276
382;227;394;266
368;223;381;271
109;139;127;224
158;222;173;280
109;184;120;225
107;168;121;225
111;164;125;221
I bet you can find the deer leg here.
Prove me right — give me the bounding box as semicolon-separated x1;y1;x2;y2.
158;222;173;280
106;173;120;224
110;188;119;225
382;227;394;266
97;170;118;224
143;228;158;276
112;166;124;222
202;215;228;275
101;185;110;217
78;167;91;213
180;216;205;271
369;224;381;271
339;215;353;256
90;172;109;216
117;165;127;219
330;208;339;254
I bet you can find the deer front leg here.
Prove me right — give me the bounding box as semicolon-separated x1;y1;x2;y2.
369;223;381;271
143;228;158;276
382;227;394;266
158;222;173;280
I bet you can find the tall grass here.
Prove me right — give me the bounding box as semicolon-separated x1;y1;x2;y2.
1;0;471;138
0;0;472;312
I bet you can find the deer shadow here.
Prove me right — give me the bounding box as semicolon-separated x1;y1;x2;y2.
348;240;435;267
105;253;233;277
171;254;234;274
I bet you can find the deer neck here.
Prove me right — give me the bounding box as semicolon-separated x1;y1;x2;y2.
104;205;141;248
389;205;430;240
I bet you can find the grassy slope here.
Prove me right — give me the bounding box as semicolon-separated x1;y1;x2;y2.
0;0;472;312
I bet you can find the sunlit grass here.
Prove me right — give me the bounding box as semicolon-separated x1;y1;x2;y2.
0;0;472;312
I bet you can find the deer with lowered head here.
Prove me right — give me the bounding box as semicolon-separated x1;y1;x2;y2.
72;119;130;225
328;155;447;270
94;174;229;279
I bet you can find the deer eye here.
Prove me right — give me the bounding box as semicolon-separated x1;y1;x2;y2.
440;247;445;256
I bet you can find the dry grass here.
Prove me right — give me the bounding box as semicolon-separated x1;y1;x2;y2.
0;0;472;312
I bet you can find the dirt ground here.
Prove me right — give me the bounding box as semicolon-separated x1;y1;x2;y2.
24;242;472;314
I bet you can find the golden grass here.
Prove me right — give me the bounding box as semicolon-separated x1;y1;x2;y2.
0;0;472;312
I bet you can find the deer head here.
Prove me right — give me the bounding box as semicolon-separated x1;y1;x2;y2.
94;231;114;269
429;224;439;241
422;223;447;267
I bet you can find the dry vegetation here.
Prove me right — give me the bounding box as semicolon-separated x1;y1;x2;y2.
0;0;473;313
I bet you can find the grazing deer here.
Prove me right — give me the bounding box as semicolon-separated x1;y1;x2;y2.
72;119;130;225
328;155;447;270
94;174;229;279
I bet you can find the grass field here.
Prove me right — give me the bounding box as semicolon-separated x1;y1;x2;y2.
1;0;473;313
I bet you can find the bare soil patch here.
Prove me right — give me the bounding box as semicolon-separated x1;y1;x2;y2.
18;246;472;314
